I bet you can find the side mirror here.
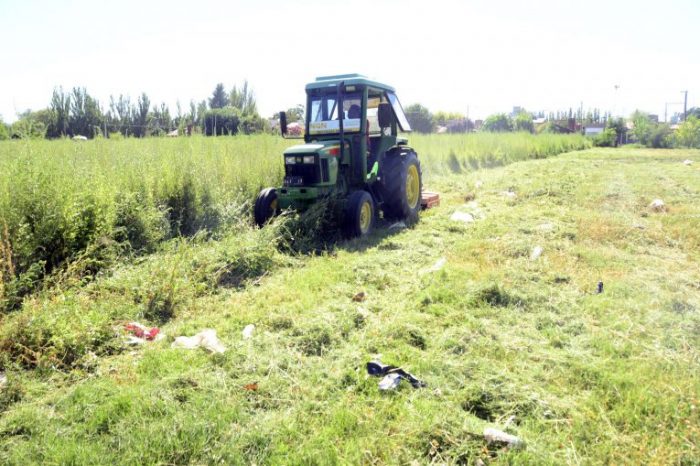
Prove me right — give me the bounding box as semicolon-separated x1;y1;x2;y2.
378;103;392;129
279;111;288;136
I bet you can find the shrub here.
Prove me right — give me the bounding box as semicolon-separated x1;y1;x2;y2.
674;116;700;148
483;113;513;132
593;127;617;147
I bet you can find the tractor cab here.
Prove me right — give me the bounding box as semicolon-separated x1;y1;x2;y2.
256;74;422;237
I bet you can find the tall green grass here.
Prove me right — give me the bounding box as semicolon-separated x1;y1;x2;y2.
0;133;588;310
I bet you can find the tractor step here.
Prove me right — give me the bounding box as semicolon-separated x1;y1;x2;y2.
421;191;440;209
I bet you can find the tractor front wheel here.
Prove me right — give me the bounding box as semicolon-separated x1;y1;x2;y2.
343;190;374;238
254;187;279;227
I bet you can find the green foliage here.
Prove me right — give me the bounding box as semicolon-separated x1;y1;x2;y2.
592;127;617;147
482;113;513;132
203;107;241;136
229;80;257;116
10;111;47;139
405;103;435;133
630;110;653;145
209;83;229;109
0;120;8;141
648;123;672;148
433;111;465;126
674;116;700;148
514;112;534;133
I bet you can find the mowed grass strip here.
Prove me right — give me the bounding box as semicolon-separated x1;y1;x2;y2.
0;147;698;464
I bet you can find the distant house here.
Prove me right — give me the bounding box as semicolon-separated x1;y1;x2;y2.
583;124;605;137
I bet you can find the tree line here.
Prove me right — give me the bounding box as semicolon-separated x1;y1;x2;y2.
0;81;268;140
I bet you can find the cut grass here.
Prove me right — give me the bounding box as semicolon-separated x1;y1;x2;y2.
0;144;698;464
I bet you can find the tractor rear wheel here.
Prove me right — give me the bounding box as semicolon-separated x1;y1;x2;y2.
254;187;279;227
380;149;422;221
343;190;374;237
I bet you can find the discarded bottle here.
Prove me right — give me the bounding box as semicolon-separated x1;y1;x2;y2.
597;281;604;294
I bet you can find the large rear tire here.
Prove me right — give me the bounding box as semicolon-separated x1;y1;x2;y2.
254;188;279;227
343;190;374;238
379;149;422;221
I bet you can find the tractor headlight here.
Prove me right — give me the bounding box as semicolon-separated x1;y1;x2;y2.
285;156;296;164
302;155;315;164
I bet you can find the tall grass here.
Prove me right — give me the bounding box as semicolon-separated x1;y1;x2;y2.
410;132;591;176
0;133;588;309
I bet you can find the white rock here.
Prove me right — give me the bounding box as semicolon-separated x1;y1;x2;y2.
501;191;517;199
475;180;484;188
683;159;693;166
530;246;544;260
484;427;523;448
242;324;255;340
451;211;475;223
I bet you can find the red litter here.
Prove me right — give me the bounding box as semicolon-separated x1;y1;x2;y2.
125;322;160;341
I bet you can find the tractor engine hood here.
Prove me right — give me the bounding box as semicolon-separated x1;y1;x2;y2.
283;141;340;156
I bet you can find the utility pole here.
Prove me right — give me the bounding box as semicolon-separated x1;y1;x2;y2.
682;90;688;121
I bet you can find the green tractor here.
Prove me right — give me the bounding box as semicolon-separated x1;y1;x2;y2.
254;74;422;237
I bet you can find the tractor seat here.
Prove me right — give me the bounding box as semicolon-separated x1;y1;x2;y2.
348;105;361;119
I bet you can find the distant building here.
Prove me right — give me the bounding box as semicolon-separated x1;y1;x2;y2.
583;124;605;137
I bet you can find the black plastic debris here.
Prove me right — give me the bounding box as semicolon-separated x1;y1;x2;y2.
597;281;604;294
366;361;426;390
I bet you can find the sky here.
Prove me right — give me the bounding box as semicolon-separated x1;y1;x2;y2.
1;0;698;123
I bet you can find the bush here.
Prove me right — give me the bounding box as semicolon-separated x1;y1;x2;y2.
483;113;513;132
649;124;672;148
593;128;617;147
674;116;700;148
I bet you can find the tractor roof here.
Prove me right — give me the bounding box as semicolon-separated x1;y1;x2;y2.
305;74;395;92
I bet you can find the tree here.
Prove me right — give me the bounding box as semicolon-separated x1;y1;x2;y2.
209;83;229;109
132;93;150;137
606;117;627;146
11;110;47;139
404;103;434;133
283;104;304;123
204;107;241;136
230;80;257;115
514;111;534;133
47;87;71;138
0;116;8;140
434;111;465;127
675;116;700;148
630;110;652;145
483;113;513;132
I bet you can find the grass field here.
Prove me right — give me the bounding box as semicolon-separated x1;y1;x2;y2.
1;136;699;464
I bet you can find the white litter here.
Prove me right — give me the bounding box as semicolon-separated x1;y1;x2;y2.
530;246;544;260
171;329;226;354
378;373;402;391
484;428;523;448
683;159;693;166
450;211;475;223
501;191;517;199
475;180;484;188
536;222;555;232
388;221;407;230
426;257;447;273
649;199;667;212
0;372;6;389
242;324;255;340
